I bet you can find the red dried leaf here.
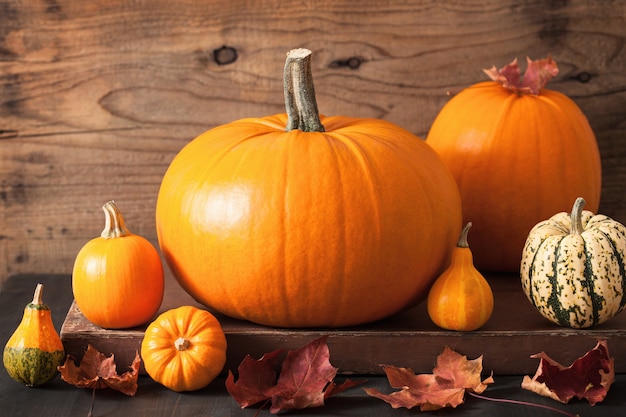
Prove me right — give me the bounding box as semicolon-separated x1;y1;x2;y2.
483;56;559;95
522;339;614;405
226;336;366;414
58;344;140;396
226;349;283;407
365;346;494;411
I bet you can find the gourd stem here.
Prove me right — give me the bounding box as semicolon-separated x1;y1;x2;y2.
283;48;325;132
101;200;131;239
174;337;190;351
570;197;586;235
32;283;44;305
457;222;472;248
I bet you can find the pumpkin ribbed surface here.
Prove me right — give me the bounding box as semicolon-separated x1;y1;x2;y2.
521;198;626;328
156;113;462;328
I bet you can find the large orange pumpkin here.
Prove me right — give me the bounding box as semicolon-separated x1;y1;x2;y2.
426;57;601;272
156;49;462;328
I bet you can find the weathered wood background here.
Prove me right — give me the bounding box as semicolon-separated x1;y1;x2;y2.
1;0;625;287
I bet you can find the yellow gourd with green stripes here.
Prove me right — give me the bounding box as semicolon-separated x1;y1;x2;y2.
521;197;626;328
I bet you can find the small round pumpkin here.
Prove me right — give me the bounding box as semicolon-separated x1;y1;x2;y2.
521;197;626;328
427;223;494;331
72;201;164;329
426;57;602;273
141;306;227;392
155;48;462;327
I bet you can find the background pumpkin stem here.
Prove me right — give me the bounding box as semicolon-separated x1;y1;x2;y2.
283;48;325;133
570;197;586;235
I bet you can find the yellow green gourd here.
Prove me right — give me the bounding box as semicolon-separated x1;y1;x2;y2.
3;283;65;386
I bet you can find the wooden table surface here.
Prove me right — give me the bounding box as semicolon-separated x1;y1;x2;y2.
1;274;625;416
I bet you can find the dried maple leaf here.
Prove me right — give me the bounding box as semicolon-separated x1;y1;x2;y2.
483;56;558;95
58;344;141;396
522;339;614;405
226;349;284;408
365;346;494;411
226;335;365;414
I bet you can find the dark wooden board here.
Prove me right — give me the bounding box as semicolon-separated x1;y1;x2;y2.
60;273;626;376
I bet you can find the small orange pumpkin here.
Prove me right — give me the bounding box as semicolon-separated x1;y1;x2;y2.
427;223;494;331
72;201;164;329
156;48;462;327
141;306;227;392
426;57;602;273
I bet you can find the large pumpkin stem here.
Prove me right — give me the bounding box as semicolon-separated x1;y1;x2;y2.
101;200;131;239
284;48;325;132
570;197;586;235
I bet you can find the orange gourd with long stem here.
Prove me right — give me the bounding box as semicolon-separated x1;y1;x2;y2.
427;223;494;331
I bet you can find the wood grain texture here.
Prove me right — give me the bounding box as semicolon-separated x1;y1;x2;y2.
1;0;625;284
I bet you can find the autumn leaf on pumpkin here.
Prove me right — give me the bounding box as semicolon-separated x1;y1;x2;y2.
58;344;141;396
365;346;494;411
522;339;614;406
226;335;366;414
483;56;558;95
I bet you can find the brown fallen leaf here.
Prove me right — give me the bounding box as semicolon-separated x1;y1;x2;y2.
226;335;366;414
58;344;140;395
522;339;614;405
58;344;141;417
365;346;494;411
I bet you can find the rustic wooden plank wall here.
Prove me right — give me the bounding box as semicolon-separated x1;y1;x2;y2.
1;0;625;286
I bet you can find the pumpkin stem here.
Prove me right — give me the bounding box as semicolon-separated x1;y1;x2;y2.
100;200;131;239
174;337;190;351
457;222;472;248
570;197;586;235
283;48;325;132
32;283;44;305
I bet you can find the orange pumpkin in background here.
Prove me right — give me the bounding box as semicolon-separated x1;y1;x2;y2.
426;57;601;273
156;48;463;328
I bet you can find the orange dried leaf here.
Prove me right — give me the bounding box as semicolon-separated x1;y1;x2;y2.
365;346;493;411
522;339;614;405
58;344;140;396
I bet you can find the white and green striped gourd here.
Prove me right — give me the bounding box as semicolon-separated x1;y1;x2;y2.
521;197;626;328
